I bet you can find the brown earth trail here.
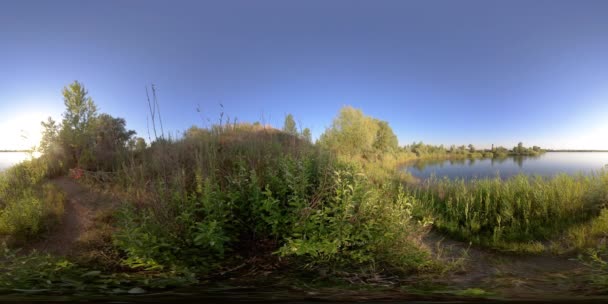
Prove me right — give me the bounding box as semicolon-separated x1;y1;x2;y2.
419;230;592;299
25;176;117;256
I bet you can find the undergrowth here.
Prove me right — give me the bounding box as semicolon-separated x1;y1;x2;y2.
411;172;608;252
0;158;65;241
111;129;434;277
0;244;196;295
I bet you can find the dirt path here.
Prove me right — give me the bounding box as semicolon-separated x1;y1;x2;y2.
420;230;591;299
25;177;116;256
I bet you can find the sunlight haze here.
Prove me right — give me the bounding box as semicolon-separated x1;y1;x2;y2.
0;112;47;150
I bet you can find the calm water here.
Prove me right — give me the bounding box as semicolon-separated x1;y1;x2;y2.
0;152;32;172
403;152;608;180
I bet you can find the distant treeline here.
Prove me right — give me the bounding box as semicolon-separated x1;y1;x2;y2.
402;141;544;159
0;150;31;153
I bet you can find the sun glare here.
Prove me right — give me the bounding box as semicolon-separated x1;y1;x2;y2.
572;123;608;150
0;112;47;150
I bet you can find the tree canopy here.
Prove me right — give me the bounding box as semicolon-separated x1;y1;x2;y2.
282;114;298;135
41;81;135;171
319;106;398;157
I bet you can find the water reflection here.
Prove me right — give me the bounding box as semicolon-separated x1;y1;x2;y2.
402;152;608;180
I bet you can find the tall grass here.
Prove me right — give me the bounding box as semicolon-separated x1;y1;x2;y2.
0;158;65;241
411;171;608;252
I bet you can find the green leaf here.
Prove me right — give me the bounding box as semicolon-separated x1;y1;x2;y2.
128;287;146;294
81;270;101;277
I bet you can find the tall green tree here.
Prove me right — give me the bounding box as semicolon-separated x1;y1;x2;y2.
319;106;379;157
59;81;98;167
92;114;136;170
282;114;298;135
39;117;60;155
61;81;98;135
301;128;312;143
372;120;398;153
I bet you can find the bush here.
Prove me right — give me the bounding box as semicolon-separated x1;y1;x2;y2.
0;184;65;240
0;243;197;294
0;160;65;241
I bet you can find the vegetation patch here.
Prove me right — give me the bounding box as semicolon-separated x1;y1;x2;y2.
411;172;608;252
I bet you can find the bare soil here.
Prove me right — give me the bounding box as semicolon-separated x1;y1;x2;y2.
25;177;117;256
419;230;592;299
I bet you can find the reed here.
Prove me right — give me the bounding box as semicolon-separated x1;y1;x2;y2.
411;171;608;251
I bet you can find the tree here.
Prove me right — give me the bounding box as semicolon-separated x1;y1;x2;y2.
517;142;524;154
39;116;66;176
93;114;135;151
88;114;135;170
301;128;312;143
39;117;60;155
282;114;298;135
135;137;147;151
59;81;98;167
318;106;379;157
373;120;399;153
468;144;476;153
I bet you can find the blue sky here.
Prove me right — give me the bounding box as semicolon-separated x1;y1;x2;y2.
1;0;607;150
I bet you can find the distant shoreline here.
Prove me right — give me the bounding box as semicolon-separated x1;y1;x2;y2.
0;150;32;153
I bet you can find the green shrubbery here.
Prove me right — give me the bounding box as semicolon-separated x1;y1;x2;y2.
111;128;430;275
0;158;65;241
411;172;608;252
0;244;197;295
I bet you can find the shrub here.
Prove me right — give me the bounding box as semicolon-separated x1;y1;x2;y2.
0;160;65;241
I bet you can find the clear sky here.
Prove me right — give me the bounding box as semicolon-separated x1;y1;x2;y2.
1;0;607;150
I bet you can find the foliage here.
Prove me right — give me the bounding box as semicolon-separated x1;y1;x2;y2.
319;106;376;157
0;244;197;295
91;114;136;170
37;81;136;173
109;125;429;276
511;142;544;156
0;161;65;240
127;137;147;152
277;167;429;272
411;171;608;251
319;106;381;157
373;120;399;153
301;128;312;143
282;114;298;135
59;81;99;167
